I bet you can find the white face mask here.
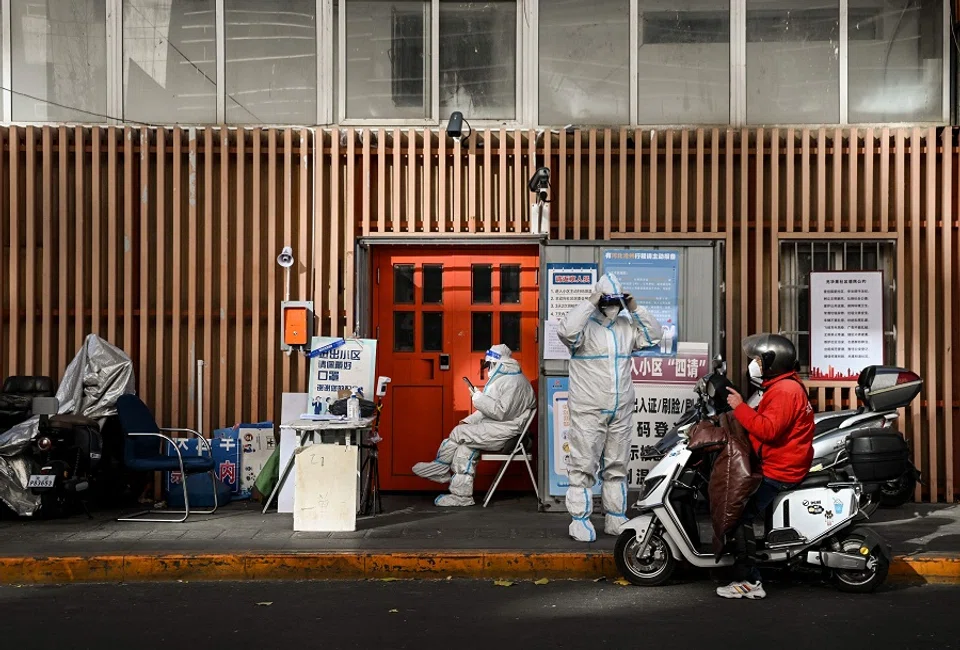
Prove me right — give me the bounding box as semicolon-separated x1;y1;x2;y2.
748;359;763;381
601;305;621;319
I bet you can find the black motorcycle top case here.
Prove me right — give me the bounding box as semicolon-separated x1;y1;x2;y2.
847;430;910;482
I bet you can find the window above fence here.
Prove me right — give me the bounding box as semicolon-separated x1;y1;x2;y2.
0;0;950;127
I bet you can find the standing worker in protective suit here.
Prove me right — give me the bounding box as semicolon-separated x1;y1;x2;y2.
557;274;663;542
412;344;536;507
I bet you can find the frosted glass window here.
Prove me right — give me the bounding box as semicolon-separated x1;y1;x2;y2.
225;0;317;124
746;1;840;124
123;0;217;124
636;1;730;124
538;0;630;125
848;0;943;123
12;0;107;122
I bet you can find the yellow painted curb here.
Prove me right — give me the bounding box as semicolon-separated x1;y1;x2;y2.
1;552;957;585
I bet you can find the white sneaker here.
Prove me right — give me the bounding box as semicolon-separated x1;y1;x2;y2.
413;461;451;483
716;581;766;600
434;494;475;507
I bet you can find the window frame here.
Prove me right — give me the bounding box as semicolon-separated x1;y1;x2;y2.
778;238;897;376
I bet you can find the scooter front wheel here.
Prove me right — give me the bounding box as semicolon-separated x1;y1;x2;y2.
831;532;889;594
614;528;676;586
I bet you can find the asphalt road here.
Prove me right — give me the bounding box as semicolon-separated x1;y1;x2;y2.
1;578;957;649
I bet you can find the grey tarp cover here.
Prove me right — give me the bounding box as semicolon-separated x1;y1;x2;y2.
0;335;135;516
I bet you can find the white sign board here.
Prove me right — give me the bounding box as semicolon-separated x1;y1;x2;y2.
308;337;378;414
809;272;884;381
293;444;359;532
544;264;598;360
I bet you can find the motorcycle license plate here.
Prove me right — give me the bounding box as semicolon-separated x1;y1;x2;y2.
28;474;56;489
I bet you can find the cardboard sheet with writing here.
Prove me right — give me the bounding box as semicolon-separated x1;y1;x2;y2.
293;444;359;532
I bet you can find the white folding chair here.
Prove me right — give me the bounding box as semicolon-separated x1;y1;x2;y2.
480;408;540;508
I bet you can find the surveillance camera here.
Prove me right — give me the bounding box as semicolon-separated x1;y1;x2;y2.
277;246;294;268
528;166;550;195
447;111;464;140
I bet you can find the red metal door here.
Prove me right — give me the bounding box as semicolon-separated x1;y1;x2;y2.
374;247;539;491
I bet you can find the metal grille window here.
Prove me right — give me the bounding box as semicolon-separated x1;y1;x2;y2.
779;240;896;373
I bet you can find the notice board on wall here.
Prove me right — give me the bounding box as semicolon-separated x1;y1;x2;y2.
809;271;884;381
601;249;680;356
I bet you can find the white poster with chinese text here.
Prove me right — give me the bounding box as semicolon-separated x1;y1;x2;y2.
544;264;598;361
809;272;884;381
307;337;378;414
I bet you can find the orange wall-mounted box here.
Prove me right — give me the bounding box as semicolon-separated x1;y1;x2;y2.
282;303;311;347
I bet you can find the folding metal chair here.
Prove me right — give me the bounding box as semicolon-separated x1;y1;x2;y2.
480;408;539;508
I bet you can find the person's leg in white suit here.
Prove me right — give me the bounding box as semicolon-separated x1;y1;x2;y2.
565;408;607;542
601;407;633;536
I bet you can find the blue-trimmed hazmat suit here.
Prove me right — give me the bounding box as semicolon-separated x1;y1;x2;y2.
557;274;663;542
412;344;536;507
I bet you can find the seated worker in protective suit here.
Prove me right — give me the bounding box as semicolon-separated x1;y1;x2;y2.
412;344;536;507
557;274;662;542
717;333;815;600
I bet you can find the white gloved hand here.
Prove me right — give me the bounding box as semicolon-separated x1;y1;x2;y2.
624;293;637;312
471;389;482;403
588;290;603;306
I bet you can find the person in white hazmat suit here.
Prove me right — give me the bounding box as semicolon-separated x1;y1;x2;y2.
412;344;536;507
557;274;663;542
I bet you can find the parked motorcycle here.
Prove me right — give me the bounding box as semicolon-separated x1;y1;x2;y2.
616;359;904;593
746;366;923;510
27;396;103;519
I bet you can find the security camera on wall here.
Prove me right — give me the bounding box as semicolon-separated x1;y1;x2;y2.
528;166;551;238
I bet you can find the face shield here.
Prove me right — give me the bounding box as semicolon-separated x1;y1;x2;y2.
481;348;502;371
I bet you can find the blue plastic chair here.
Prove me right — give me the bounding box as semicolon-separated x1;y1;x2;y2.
116;394;219;523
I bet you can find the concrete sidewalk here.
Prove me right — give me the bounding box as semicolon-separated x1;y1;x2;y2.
1;495;958;583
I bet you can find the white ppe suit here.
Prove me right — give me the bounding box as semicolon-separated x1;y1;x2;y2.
557;274;663;541
412;344;536;507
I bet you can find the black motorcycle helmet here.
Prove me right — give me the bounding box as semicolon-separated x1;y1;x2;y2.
742;333;798;379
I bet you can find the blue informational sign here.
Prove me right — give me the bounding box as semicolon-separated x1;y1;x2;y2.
602;249;680;356
546;376;601;497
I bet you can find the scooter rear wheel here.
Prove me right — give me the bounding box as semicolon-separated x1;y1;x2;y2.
615;528;676;587
832;532;889;594
879;470;916;508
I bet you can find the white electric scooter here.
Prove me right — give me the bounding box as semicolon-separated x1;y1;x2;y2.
615;360;900;593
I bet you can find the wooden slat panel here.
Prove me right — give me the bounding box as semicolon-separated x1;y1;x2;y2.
574;130;582;239
909;128;922;499
468;133;477;233
833;127;842;233
864;128;875;233
438;131;446;232
925;127;938;501
23;127;36;374
171;128;183;424
786;129;795;232
801;129;811;232
589;129;597;240
345;128;357;335
740;129;749;339
57;127;68;376
755;128;764;332
559;132;567;239
41;127;52;375
724;128;734;363
329;129;340;336
74;127;85;353
649;131;658;234
848;127;858;232
453;138;462;234
377;129;385;233
139;128;150;401
528;129;536;232
154;129;165;421
0;129;5;374
817;128;826;232
187;128;200;429
423;129;432;233
297;129;309;392
635;129;643;234
694;128;703;233
408;128;417;233
603;128;611;240
393;128;401;232
91;127;102;338
483;129;492;233
945;129;955;500
123;127;134;356
231;129;243;419
363;129;371;236
881;129;891;232
267;129;279;418
544;131;553;234
770;129;780;331
665;130;674;233
619;128;627;234
250;129;262;421
513;128;522;234
107;127;117;348
710;129;718;233
222;128;233;417
203;128;215;434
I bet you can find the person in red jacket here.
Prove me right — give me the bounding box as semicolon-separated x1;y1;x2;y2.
716;333;815;600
